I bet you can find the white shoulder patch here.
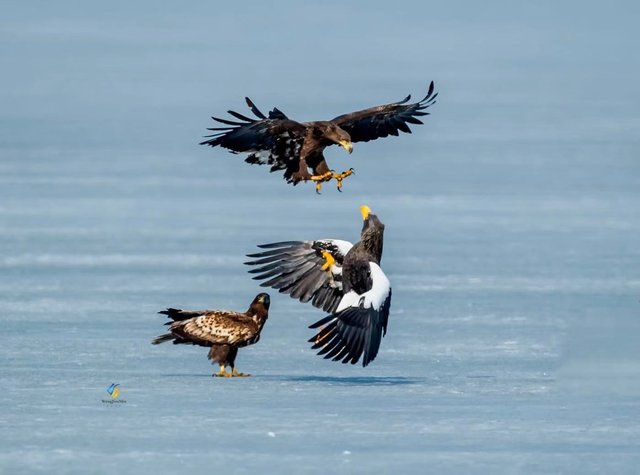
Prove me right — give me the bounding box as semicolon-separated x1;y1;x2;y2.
335;262;391;313
317;239;353;257
364;262;391;309
336;290;361;312
332;239;354;256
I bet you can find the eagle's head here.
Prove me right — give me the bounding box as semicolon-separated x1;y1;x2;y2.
360;205;385;234
325;124;353;154
359;205;385;262
250;293;271;314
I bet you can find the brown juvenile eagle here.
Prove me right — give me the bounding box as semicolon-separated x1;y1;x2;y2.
245;206;391;367
201;82;437;192
152;293;270;377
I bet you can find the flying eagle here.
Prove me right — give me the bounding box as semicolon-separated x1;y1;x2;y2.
201;82;437;192
245;206;391;367
152;293;270;377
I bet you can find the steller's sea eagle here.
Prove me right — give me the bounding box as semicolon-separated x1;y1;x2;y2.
201;82;437;192
152;293;270;377
245;206;391;367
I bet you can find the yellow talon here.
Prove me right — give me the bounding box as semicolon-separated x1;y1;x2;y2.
214;365;231;377
231;368;250;377
310;171;333;194
310;171;333;182
321;250;335;271
334;169;354;180
333;168;354;192
308;169;354;192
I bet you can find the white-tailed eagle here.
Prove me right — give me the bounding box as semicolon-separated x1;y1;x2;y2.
201;83;437;192
152;293;270;377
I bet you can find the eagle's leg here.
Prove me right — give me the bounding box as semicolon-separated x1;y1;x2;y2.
213;365;231;378
321;251;336;271
293;160;330;193
231;367;250;377
292;158;313;182
309;172;333;194
227;347;248;377
332;168;355;192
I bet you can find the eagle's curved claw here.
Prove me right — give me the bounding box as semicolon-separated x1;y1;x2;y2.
334;168;355;192
310;171;333;194
309;169;354;192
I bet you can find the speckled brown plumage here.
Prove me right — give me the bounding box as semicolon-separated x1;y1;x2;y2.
152;293;270;377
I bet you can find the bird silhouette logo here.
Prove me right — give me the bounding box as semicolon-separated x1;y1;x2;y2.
106;383;121;399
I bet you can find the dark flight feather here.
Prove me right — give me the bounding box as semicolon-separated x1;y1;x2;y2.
331;81;437;143
245;240;351;313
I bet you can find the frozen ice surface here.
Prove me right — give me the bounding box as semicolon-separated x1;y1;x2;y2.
1;1;639;474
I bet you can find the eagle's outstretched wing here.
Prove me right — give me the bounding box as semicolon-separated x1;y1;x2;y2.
330;81;437;143
309;261;392;367
245;240;353;313
200;98;307;182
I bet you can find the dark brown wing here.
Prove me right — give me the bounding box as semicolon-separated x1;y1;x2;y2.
174;311;259;346
245;240;353;313
154;310;258;347
330;81;437;143
200;98;308;183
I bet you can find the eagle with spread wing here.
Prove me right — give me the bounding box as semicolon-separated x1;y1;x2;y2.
152;293;270;377
201;82;437;192
245;206;391;367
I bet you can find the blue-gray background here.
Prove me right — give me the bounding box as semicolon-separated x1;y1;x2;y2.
1;1;639;473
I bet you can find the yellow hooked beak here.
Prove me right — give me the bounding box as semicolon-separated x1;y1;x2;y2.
338;139;353;154
360;205;371;220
